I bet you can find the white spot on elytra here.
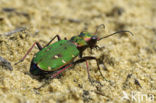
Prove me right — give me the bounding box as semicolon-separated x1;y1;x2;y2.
48;66;51;70
62;60;66;63
54;55;59;59
72;55;75;57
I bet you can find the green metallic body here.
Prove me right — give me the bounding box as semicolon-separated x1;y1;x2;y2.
16;24;132;84
70;36;87;47
33;40;79;71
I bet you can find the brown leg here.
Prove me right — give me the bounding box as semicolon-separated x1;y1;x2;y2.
15;42;42;65
15;35;62;65
73;56;107;84
35;64;73;89
44;35;61;47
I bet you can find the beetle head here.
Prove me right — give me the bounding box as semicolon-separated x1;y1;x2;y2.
79;32;98;48
79;24;133;49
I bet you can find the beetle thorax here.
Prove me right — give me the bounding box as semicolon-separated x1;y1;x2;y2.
70;32;99;54
79;32;98;48
70;36;87;47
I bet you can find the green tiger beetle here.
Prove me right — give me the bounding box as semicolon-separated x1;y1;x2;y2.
15;24;133;86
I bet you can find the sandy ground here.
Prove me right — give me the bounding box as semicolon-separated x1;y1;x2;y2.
0;0;156;103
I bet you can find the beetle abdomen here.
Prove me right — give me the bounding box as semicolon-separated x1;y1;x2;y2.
30;62;46;75
32;40;79;71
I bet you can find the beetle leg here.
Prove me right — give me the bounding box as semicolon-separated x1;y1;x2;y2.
85;60;93;84
93;45;105;50
73;57;96;84
50;64;72;79
15;42;42;65
44;35;61;47
34;64;73;90
73;56;108;82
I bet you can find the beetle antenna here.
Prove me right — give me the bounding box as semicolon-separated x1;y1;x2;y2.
95;24;105;34
98;30;134;41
